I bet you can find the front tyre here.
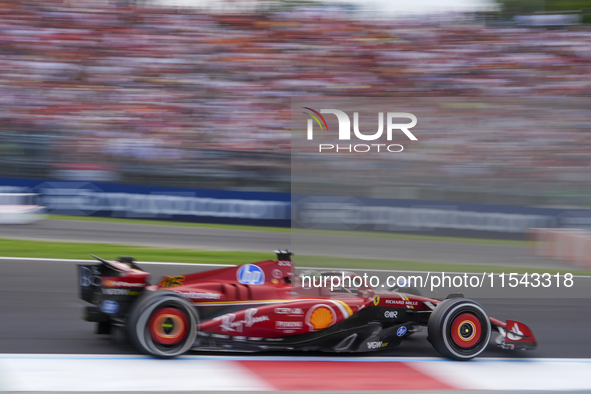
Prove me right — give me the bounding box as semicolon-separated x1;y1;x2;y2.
428;298;491;361
127;291;198;358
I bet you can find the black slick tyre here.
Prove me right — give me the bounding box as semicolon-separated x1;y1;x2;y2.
127;290;198;358
427;298;491;361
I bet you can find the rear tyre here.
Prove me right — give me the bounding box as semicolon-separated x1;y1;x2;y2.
127;291;198;358
427;298;491;361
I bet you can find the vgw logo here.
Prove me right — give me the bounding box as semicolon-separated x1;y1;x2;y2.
303;107;417;153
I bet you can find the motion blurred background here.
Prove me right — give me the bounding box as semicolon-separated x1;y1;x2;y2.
1;0;591;249
3;1;591;382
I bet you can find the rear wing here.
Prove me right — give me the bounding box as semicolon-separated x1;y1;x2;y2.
78;255;150;318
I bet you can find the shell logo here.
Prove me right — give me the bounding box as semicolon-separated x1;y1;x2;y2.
306;304;337;331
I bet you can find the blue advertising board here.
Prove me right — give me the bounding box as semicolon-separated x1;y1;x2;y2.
0;177;291;227
292;194;591;239
2;177;590;238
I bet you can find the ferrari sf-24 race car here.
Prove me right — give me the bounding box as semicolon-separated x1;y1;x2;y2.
78;251;536;360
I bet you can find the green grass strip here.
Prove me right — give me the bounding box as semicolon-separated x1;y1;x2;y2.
47;215;528;246
0;238;586;276
0;238;273;265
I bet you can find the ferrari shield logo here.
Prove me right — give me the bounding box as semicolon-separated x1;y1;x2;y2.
373;295;380;306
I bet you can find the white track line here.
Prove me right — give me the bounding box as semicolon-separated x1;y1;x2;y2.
0;256;228;267
0;355;271;391
1;257;590;278
2;354;591;363
412;359;591;391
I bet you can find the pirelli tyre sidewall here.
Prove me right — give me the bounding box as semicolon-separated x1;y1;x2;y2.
127;290;198;358
428;298;491;361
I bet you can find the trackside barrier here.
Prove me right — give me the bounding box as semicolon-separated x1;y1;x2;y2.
528;228;591;269
3;177;591;237
0;178;290;227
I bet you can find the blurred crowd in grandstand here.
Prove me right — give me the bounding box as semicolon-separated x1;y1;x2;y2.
1;0;591;205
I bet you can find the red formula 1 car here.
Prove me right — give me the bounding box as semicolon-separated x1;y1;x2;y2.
78;251;536;360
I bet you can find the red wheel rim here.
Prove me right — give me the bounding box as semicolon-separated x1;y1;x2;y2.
450;313;482;348
148;307;189;345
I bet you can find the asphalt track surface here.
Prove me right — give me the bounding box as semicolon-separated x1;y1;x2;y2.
0;219;569;268
1;258;590;359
